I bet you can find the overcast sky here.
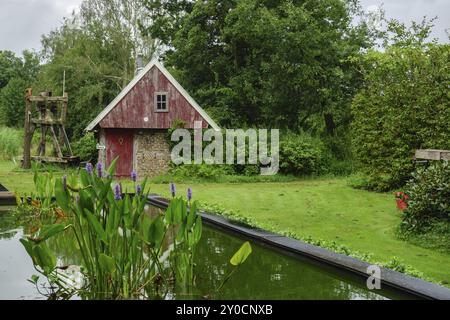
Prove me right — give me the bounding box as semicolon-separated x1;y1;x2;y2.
0;0;449;55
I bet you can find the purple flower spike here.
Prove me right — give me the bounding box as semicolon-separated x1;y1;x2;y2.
63;175;67;191
187;188;192;201
131;170;137;182
85;163;93;175
136;184;142;195
114;183;122;200
170;183;176;198
96;163;103;178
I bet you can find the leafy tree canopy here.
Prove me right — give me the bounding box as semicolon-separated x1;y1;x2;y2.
36;0;155;138
143;0;373;131
0;50;40;126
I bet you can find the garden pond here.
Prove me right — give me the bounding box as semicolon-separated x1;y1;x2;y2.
0;205;416;300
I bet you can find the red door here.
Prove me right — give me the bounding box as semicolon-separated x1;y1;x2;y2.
105;129;134;177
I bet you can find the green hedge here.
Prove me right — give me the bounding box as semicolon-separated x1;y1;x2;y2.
351;44;450;191
279;132;330;176
72;132;98;162
400;161;450;232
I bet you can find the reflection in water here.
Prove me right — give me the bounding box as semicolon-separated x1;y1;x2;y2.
192;227;410;300
0;209;415;300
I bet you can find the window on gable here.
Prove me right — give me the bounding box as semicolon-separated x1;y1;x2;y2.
155;92;169;112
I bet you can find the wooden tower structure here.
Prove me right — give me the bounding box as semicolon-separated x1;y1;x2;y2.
22;89;78;169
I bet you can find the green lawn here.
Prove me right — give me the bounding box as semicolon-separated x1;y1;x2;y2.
1;160;449;286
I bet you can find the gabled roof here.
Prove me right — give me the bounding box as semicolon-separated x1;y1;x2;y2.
85;58;220;131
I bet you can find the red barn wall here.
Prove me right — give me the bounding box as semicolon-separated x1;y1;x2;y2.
99;66;208;129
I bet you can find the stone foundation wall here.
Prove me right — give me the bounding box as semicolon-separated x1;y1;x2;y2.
134;130;171;178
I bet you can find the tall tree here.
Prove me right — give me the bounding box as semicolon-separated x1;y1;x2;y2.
38;0;156;138
0;50;40;126
0;51;22;89
143;0;371;131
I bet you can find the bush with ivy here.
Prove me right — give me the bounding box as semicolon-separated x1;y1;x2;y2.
351;44;450;191
71;132;97;162
279;132;330;176
400;161;450;233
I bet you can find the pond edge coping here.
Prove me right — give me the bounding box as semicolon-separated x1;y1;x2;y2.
147;194;450;300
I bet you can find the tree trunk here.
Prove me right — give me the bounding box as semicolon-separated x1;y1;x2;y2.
324;113;336;135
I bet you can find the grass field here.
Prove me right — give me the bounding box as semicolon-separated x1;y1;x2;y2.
1;160;449;286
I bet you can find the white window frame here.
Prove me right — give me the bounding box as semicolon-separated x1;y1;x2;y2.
154;92;169;112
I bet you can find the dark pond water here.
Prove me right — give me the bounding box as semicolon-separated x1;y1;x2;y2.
0;207;415;300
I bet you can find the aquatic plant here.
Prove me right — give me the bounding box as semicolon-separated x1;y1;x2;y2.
20;159;252;299
85;162;93;175
114;183;122;200
30;162;56;209
96;163;103;178
170;182;176;197
131;170;137;182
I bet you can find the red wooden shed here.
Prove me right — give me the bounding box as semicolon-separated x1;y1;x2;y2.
85;58;219;177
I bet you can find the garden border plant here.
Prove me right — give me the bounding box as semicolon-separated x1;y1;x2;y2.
396;161;450;254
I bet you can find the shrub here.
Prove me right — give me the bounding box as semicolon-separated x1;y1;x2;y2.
71;132;97;162
169;163;235;180
0;126;22;159
348;173;398;192
323;130;353;161
327;158;354;176
279;132;330;175
351;44;450;190
400;161;450;232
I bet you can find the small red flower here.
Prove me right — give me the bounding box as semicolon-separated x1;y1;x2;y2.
396;199;408;211
394;191;409;211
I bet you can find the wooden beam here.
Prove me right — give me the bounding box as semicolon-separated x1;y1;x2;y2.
49;126;63;158
31;119;63;125
22;97;32;169
61;127;73;156
60;92;68;145
28;96;68;103
415;149;450;161
37;126;48;157
31;156;68;163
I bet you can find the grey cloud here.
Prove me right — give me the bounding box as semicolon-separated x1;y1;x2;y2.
360;0;449;42
0;0;81;55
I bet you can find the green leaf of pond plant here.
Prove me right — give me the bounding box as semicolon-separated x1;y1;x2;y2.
85;209;107;243
186;201;197;230
193;215;202;244
230;241;252;266
148;216;165;248
107;157;118;177
55;179;69;211
99;253;116;273
34;243;57;275
37;224;66;242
